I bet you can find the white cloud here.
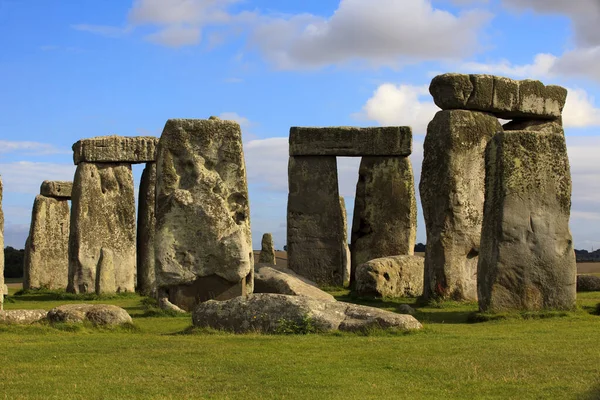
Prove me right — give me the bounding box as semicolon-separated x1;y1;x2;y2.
244;137;288;192
459;53;557;79
145;25;202;47
249;0;492;70
562;89;600;128
552;47;600;82
219;112;251;128
354;83;439;134
0;162;76;195
71;24;131;38
0;141;70;156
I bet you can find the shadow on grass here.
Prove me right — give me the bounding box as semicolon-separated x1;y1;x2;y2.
13;288;139;302
577;383;600;400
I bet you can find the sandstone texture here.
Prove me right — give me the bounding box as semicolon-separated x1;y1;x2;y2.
0;310;46;324
502;119;564;134
155;118;253;311
289;126;412;157
420;110;502;301
47;304;133;326
192;293;423;333
351;156;416;284
258;233;276;264
429;73;567;119
254;265;335;301
576;275;600;292
355;255;424;298
68;163;136;294
340;197;351;287
23;195;70;290
95;248;116;295
137;163;156;295
40;180;72;199
0;178;4;303
478;130;576;312
73;135;158;164
287;156;345;285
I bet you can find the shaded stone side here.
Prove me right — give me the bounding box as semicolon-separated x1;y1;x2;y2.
73;135;158;164
420;110;503;301
350;156;417;285
289;126;412;156
478;130;576;312
155;118;253;311
355;255;424;298
287;156;344;285
23;195;70;290
258;233;276;264
429;73;567;120
40;181;72;199
68;162;136;294
136;163;156;295
0;177;3;303
340;197;351;287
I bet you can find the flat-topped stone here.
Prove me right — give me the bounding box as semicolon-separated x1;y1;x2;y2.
40;180;72;199
289;126;412;156
429;73;567;119
72;135;158;164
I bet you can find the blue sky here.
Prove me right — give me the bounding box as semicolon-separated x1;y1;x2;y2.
1;0;600;250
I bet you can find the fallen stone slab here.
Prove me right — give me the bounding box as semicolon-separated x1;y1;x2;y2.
289;126;412;156
40;180;73;199
429;73;567;120
47;304;132;326
254;265;335;302
192;293;422;333
0;310;47;324
576;275;600;292
355;255;424;298
72;135;158;164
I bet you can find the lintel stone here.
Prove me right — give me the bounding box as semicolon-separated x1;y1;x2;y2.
40;180;73;199
72;135;158;164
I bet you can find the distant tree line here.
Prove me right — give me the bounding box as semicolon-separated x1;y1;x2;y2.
4;247;24;278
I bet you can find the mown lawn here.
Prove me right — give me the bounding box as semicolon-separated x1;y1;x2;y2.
1;286;599;400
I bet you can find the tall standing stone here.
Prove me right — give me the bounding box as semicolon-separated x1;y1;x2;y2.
23;193;70;290
68;163;136;294
287;156;344;285
340;196;351;287
137;163;156;295
0;177;4;306
258;233;276;265
478;130;576;312
155;118;253;311
351;156;417;285
420;110;503;301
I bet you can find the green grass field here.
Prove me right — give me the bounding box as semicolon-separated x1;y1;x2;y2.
1;285;600;400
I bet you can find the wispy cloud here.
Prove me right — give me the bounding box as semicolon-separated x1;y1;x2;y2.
0;141;70;156
71;24;132;38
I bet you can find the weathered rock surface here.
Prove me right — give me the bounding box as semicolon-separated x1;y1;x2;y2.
95;248;116;295
23;195;70;290
340;197;351;287
287;156;345;285
355;256;424;298
420;110;502;301
0;177;4;304
351;156;416;284
478;130;576;312
0;310;46;324
68;162;136;294
192;293;423;333
72;135;158;164
137;163;156;295
397;304;416;315
155;118;253;311
502;119;563;134
429;73;567;119
576;275;600;292
258;233;276;264
254;265;335;301
289;126;412;156
47;304;132;326
40;180;73;199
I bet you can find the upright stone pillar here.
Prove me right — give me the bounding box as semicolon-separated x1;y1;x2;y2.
155;117;253;311
258;233;276;265
287;156;344;285
478;130;576;312
340;196;351;287
351;156;417;285
23;181;72;290
137;162;156;295
68;163;136;293
420;110;502;301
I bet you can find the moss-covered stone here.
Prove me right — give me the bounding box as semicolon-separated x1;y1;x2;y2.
478;130;576;312
419;110;502;301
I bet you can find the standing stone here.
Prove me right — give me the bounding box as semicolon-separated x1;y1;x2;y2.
287;156;344;285
478;130;576;312
23;195;70;290
0;177;4;307
155;118;253;311
340;197;351;287
351;157;417;285
137;163;156;295
95;248;116;295
258;233;276;265
68;163;136;294
420;110;503;301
